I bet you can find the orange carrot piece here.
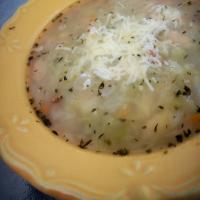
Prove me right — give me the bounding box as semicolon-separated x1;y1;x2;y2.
41;103;50;115
186;114;200;124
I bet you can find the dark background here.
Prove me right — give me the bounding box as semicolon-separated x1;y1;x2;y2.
0;0;55;199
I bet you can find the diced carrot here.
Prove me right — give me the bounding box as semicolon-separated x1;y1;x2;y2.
116;105;131;118
186;114;200;124
41;102;50;115
52;95;63;103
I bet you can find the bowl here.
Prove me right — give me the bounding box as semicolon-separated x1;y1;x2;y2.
0;0;200;199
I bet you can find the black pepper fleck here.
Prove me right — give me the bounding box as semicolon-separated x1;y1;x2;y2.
55;89;58;93
29;98;34;105
28;56;34;61
176;134;183;143
142;125;147;129
183;85;191;96
26;86;29;92
196;106;200;113
35;110;52;127
145;149;152;154
113;148;129;156
52;130;58;135
195;129;200;134
168;143;176;148
52;13;63;23
176;90;182;97
158;105;164;110
99;82;105;89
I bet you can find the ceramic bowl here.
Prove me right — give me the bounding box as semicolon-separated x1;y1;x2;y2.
0;0;200;199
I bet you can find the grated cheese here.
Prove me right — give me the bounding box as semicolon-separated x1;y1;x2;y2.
58;6;182;90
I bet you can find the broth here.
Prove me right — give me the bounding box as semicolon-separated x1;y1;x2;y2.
27;0;200;155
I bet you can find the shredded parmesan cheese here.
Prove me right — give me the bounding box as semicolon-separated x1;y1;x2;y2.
57;6;182;90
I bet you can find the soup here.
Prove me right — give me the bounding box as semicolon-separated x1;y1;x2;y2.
26;0;200;155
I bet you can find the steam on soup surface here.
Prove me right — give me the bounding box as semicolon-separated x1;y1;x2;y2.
27;0;200;155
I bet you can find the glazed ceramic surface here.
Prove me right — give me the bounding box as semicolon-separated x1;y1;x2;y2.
0;1;55;198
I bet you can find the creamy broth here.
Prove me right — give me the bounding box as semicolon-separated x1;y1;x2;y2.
27;0;200;155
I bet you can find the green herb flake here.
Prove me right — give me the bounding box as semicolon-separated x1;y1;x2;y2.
91;108;97;113
68;88;73;92
79;139;92;149
56;57;64;63
98;134;104;139
154;123;158;132
104;139;112;146
163;150;168;154
119;118;127;122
